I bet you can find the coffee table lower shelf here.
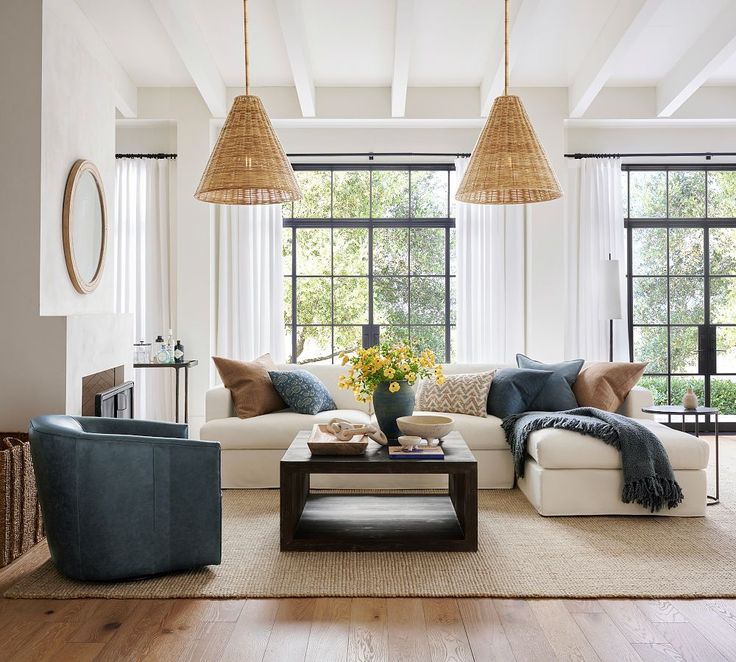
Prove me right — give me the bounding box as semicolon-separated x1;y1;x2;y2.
284;494;468;552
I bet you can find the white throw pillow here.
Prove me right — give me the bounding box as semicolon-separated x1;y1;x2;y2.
415;370;496;418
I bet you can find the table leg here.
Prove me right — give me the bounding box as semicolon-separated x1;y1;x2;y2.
280;466;310;550
695;414;699;438
449;469;477;551
184;367;189;424
175;368;180;423
708;413;720;505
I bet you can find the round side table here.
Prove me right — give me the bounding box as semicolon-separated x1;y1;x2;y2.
641;405;719;506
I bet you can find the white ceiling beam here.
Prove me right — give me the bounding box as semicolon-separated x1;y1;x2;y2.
149;0;227;118
62;0;137;117
479;0;540;116
274;0;316;117
656;3;736;117
391;0;414;118
568;0;664;118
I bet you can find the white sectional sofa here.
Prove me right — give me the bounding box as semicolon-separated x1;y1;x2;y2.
201;363;709;516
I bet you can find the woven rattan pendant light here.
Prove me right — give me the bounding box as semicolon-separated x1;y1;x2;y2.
456;0;561;205
195;0;301;205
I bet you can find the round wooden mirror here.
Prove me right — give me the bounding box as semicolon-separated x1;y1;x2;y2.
62;159;107;294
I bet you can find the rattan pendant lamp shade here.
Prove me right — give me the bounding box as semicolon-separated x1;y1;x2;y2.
194;0;300;205
455;0;561;205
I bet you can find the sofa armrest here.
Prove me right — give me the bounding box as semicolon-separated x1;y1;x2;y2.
206;386;235;421
618;386;654;420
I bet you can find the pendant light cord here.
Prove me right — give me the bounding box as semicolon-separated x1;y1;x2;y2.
243;0;250;95
504;0;509;96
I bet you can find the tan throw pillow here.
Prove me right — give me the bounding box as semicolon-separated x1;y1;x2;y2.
212;354;286;419
573;362;647;412
416;370;496;418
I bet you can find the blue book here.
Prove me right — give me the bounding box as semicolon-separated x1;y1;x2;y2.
388;446;444;460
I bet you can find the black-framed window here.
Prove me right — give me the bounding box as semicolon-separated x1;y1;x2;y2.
624;165;736;420
282;164;456;364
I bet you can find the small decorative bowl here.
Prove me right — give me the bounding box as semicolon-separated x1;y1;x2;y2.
396;415;454;445
397;435;422;451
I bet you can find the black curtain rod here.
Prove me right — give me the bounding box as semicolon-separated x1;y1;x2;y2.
115;153;177;159
564;151;736;160
286;151;470;159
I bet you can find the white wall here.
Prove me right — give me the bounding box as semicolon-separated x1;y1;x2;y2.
0;0;133;430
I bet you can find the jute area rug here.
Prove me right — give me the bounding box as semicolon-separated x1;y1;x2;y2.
6;439;736;599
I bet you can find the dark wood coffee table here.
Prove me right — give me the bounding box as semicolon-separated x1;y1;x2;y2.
280;431;477;552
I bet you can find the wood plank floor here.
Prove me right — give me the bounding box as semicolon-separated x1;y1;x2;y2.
1;543;735;661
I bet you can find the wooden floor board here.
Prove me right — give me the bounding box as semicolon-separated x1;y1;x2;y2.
494;598;558;661
348;597;388;662
530;599;600;661
262;598;315;662
573;611;643;662
220;599;280;662
422;598;474;662
306;598;351;662
457;598;515;662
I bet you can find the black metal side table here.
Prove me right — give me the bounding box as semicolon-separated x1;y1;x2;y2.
134;360;198;424
641;405;719;505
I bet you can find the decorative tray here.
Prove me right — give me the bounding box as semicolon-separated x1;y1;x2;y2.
307;424;369;456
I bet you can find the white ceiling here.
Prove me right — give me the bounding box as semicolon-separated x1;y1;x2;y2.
75;0;736;114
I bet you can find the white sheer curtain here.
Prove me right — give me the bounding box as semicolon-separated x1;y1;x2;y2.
565;158;629;361
214;204;285;363
115;158;174;420
454;157;526;363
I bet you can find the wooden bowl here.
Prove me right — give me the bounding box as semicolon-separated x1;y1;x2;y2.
396;415;454;442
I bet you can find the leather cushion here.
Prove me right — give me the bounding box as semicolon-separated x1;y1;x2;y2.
573;361;647;411
526;419;708;470
213;354;286;419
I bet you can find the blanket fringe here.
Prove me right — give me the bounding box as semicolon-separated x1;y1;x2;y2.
622;476;685;513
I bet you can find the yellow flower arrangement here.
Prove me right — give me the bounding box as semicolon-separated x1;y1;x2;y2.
338;342;444;402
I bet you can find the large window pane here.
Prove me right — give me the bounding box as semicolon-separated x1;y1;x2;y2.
632;277;667;324
669;228;703;275
293;171;331;218
671;376;704;409
296;277;331;324
621;170;629;218
669;277;704;324
639;376;668;406
410;228;445;275
711;277;736;324
716;327;736;373
711;376;736;415
710;228;736;275
294;326;332;364
372;170;409;218
374;277;408;324
670;326;699;374
634;326;667;374
380;326;409;346
335;325;363;358
668;170;705;218
411;277;445;324
411;326;445;359
333;170;370;218
632;227;666;275
333;278;369;324
333;228;368;275
283;278;292;325
296;228;330;275
411;171;448;218
373;227;408;274
282;228;292;275
708;171;736;218
629;170;666;217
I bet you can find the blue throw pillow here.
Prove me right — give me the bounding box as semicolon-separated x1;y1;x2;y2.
516;353;584;411
268;370;336;415
487;368;553;418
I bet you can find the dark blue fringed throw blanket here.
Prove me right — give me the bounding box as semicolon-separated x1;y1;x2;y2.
501;407;684;513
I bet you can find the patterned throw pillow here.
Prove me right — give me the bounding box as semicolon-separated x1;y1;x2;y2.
268;370;336;415
415;371;495;418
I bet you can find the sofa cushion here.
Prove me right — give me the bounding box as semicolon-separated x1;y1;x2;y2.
372;410;508;451
416;370;495;417
516;354;584;411
525;420;708;471
212;354;286;419
573;361;647;411
268;370;336;415
200;409;371;451
487;368;553;418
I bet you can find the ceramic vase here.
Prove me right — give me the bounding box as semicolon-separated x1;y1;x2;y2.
372;380;415;446
682;387;698;410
